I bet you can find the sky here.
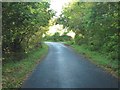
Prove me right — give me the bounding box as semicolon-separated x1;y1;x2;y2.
50;0;72;17
48;0;74;37
47;0;75;38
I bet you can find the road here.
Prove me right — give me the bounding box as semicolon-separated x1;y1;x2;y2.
22;42;119;88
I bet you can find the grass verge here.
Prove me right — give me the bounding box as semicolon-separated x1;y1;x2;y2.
64;41;119;79
2;44;48;88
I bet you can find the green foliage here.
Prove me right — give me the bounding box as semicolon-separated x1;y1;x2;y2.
44;32;73;42
57;2;119;61
2;2;54;62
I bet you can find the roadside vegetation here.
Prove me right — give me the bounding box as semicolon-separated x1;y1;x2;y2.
2;44;48;88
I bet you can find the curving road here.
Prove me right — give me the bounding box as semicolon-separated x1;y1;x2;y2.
22;42;119;88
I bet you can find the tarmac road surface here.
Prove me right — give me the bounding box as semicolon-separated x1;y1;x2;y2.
22;42;119;88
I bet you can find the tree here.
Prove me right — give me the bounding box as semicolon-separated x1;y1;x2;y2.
2;2;54;61
57;2;119;60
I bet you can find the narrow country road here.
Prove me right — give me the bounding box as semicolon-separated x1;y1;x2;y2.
22;42;119;88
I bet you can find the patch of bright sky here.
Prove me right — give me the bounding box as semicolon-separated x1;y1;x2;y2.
67;31;75;38
50;0;73;17
47;24;67;35
47;0;75;38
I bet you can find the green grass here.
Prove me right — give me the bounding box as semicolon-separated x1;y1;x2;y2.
2;44;48;88
64;41;119;78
